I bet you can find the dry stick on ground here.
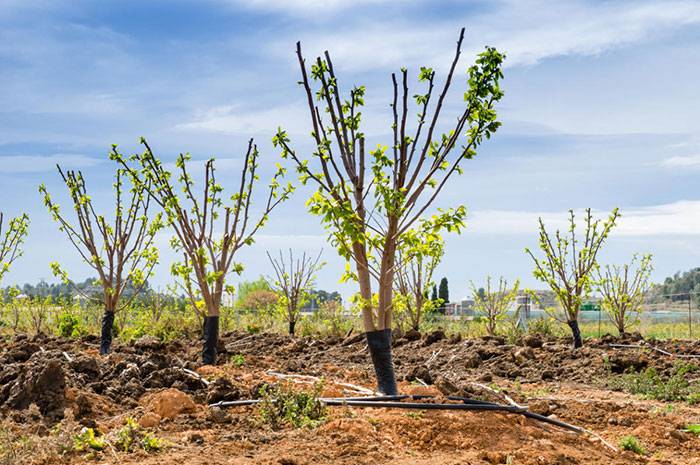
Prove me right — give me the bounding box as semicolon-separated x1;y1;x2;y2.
111;139;293;364
40;166;162;355
596;254;652;335
0;212;29;285
526;208;620;348
273;28;505;394
267;249;325;335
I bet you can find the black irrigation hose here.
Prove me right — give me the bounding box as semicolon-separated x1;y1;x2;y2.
209;394;584;434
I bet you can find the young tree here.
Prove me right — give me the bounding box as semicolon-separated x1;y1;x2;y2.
267;249;325;335
40;166;163;354
394;228;444;331
0;212;30;285
273;29;505;394
526;208;620;348
597;254;652;335
111;139;293;364
471;276;520;337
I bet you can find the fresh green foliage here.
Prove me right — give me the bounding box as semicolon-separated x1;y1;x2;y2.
111;140;292;321
115;418;163;453
609;362;700;403
471;276;520;337
273;29;505;334
230;354;245;367
618;435;646;455
39;165;163;315
526;208;620;347
0;212;29;285
394;229;444;331
57;312;82;338
684;424;700;434
597;254;653;335
73;428;105;452
258;382;327;430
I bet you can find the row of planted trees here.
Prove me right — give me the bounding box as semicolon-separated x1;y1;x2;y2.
0;29;654;394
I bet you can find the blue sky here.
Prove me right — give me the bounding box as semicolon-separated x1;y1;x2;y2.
2;0;700;301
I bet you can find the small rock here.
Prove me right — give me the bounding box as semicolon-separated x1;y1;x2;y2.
528;400;551;416
424;330;446;345
138;412;162;428
134;335;163;351
406;365;433;384
146;388;196;419
522;334;543;349
514;347;535;361
209;406;230;424
541;370;555;381
477;372;493;382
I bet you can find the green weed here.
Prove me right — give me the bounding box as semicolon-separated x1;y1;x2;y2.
619;435;646;455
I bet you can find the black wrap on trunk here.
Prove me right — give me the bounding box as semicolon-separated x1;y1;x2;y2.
100;311;115;355
202;316;209;339
567;319;583;348
289;320;296;336
202;315;219;365
366;329;398;395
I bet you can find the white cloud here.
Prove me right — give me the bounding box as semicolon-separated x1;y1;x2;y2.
468;200;700;236
218;0;405;15
0;154;101;173
660;154;700;168
274;0;700;71
174;103;309;136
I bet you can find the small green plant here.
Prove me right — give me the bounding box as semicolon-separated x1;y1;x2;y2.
619;435;646;455
230;354;245;367
609;362;700;403
257;382;326;430
58;312;82;338
684;424;700;435
405;411;424;420
73;428;105;452
115;418;163;453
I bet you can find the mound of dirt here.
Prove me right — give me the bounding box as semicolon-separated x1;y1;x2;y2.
143;388;197;419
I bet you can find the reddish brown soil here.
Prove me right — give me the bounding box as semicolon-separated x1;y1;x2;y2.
1;331;699;464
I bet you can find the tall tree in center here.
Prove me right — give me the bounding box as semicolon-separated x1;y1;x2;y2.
274;29;505;394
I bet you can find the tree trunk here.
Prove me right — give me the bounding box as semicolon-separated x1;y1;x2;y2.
202;315;219;364
365;328;398;395
567;319;583;348
289;320;296;336
100;310;115;355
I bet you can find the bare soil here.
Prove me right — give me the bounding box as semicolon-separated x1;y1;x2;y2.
1;330;699;464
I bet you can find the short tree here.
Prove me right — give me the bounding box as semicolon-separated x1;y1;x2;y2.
471;276;520;336
394;228;444;331
597;254;652;335
0;212;30;285
267;249;325;335
273;29;505;394
526;208;620;348
112;138;293;364
40;166;163;354
438;277;450;311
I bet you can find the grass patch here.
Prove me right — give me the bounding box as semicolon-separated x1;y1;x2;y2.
609;362;700;404
257;382;327;430
619;435;646;455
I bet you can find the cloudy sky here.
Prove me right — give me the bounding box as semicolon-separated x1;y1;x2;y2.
1;0;699;301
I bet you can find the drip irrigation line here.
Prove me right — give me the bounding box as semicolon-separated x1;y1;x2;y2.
608;343;700;359
208;394;584;434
